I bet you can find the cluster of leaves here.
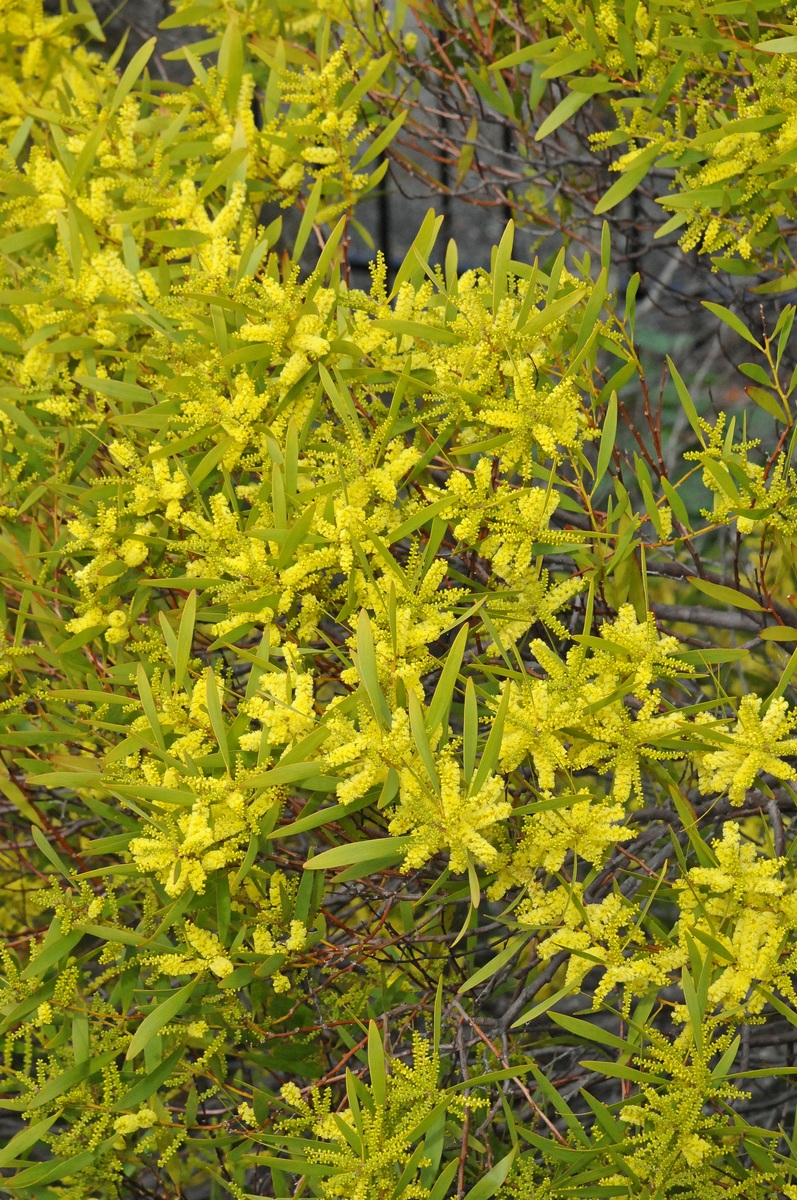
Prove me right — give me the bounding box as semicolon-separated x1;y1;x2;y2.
5;1;797;1199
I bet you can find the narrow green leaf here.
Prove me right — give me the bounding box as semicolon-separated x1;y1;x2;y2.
681;968;704;1054
702;301;764;349
21;920;83;980
31;826;72;880
427;1160;460;1200
711;1036;741;1079
340;51;391;112
198;146;249;201
389;208;444;298
666;356;706;446
746;385;787;421
175;590;197;688
688;577;764;612
408;689;441;791
293;175;324;262
459;934;530;994
27;1048;117;1109
0;1114;58;1169
137;663;166;750
126;980;198;1060
593;391;617;493
109;37;156;114
462;1149;517;1200
535;90;589;140
113;1046;184;1112
594;148;658;214
575;266;608;352
276;502;317;571
511;982;576;1028
368;1020;388;1106
356;609;392;727
492;220;515;311
660;475;691;531
759;625;797;641
358;109;408;168
426;623;469;736
755;35;797;53
490;40;555;70
303;836;411;871
463;677;478;786
470;683;511;795
549;1011;634;1052
205;669;232;772
306;216;346;291
387;497;452;545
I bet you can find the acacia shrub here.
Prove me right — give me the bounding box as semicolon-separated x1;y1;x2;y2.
2;3;797;1200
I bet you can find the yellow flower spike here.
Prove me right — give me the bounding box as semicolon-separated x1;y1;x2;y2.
696;696;797;805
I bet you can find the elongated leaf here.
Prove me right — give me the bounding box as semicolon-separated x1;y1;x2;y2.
682;968;704;1054
666;356;706;446
427;623;469;735
756;35;797;53
8;1148;101;1189
113;1046;184;1112
175;590;197;687
304;836;411;871
408;689;440;791
702;301;763;349
760;625;797;641
390;208;444;297
28;1048;117;1109
31;826;72;880
387;497;452;545
535;90;589;140
198;146;249;201
463;677;478;786
688;577;764;612
109;37;156;114
459;934;530;994
137;663;166;750
293;175;323;262
0;1114;58;1169
426;1160;460;1200
21;920;83;980
712;1036;741;1079
470;684;510;795
593;391;617;492
549;1011;634;1052
126;980;198;1060
205;668;232;772
462;1149;517;1200
356;609;392;727
594;148;659;214
368;1020;387;1106
358;109;407;167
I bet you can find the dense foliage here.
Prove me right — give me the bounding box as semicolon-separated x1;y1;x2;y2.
5;1;797;1198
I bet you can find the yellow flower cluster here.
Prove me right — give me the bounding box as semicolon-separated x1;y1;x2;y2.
278;1033;444;1200
676;822;797;1015
128;748;281;896
390;747;511;873
153;920;234;978
695;697;797;805
518;821;797;1021
500;606;688;803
